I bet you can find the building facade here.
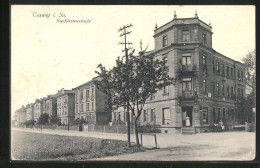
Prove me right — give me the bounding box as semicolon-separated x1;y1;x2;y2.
33;99;43;122
56;88;75;125
73;77;110;125
15;105;27;125
26;103;34;121
42;95;57;122
112;12;246;133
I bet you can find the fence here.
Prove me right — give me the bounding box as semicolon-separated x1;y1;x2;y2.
82;124;135;134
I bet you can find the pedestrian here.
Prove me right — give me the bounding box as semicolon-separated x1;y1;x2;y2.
186;116;190;127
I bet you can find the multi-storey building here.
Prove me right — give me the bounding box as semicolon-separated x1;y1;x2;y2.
15;105;27;125
72;77;110;125
112;12;246;133
26;103;34;121
56;88;75;125
34;99;43;122
42;95;57;122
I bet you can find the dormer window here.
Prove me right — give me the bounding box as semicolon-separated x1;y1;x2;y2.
182;30;190;42
163;35;168;47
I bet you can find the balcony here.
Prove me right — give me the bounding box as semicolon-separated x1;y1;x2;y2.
179;90;197;100
177;65;197;77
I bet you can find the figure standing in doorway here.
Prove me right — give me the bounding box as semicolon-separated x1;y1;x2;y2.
186;115;190;126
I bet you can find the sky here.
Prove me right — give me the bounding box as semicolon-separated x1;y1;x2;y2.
11;5;255;116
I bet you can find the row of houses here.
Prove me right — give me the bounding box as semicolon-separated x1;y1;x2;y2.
13;12;253;133
13;77;110;126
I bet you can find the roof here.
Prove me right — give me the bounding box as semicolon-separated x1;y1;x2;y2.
72;77;100;90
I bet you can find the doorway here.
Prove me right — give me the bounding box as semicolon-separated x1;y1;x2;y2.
182;106;193;126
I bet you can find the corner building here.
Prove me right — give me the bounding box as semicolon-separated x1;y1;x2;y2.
136;13;246;133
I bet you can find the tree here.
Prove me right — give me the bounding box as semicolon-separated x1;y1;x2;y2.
38;113;49;126
50;115;59;125
242;50;255;86
239;49;256;124
95;46;174;149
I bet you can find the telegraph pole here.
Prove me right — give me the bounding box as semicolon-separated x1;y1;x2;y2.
118;24;132;147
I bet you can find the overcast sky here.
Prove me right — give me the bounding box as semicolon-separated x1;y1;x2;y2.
11;5;255;116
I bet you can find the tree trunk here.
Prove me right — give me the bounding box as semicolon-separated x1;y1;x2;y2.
134;119;141;150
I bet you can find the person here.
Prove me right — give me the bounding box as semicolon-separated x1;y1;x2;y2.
219;120;225;131
186;116;190;126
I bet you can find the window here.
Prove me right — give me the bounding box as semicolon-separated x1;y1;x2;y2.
182;54;191;65
182;30;190;42
231;68;234;78
226;66;229;77
80;104;83;112
238;88;240;97
231;86;234;96
222;85;225;97
151;109;155;121
162;108;170;125
223;108;226;121
241;89;244;97
213;107;216;123
237;70;240;79
87;103;89;111
182;78;192;91
221;64;225;76
75;93;78;101
80;91;83;100
163;35;168;47
202;107;208;124
217;108;221;122
202;34;207;45
91;102;94;110
163;86;169;94
87;89;90;98
212;82;215;97
227;85;230;97
91;87;94;96
143;110;147;122
216;62;219;72
241;71;243;81
216;83;219;96
202;55;206;65
118;112;121;121
203;79;207;92
212;61;215;72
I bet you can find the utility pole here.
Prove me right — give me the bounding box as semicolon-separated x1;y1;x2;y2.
118;24;132;147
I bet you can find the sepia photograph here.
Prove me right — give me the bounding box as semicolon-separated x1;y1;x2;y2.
11;5;256;161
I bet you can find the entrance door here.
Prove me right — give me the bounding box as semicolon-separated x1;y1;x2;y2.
182;107;193;126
